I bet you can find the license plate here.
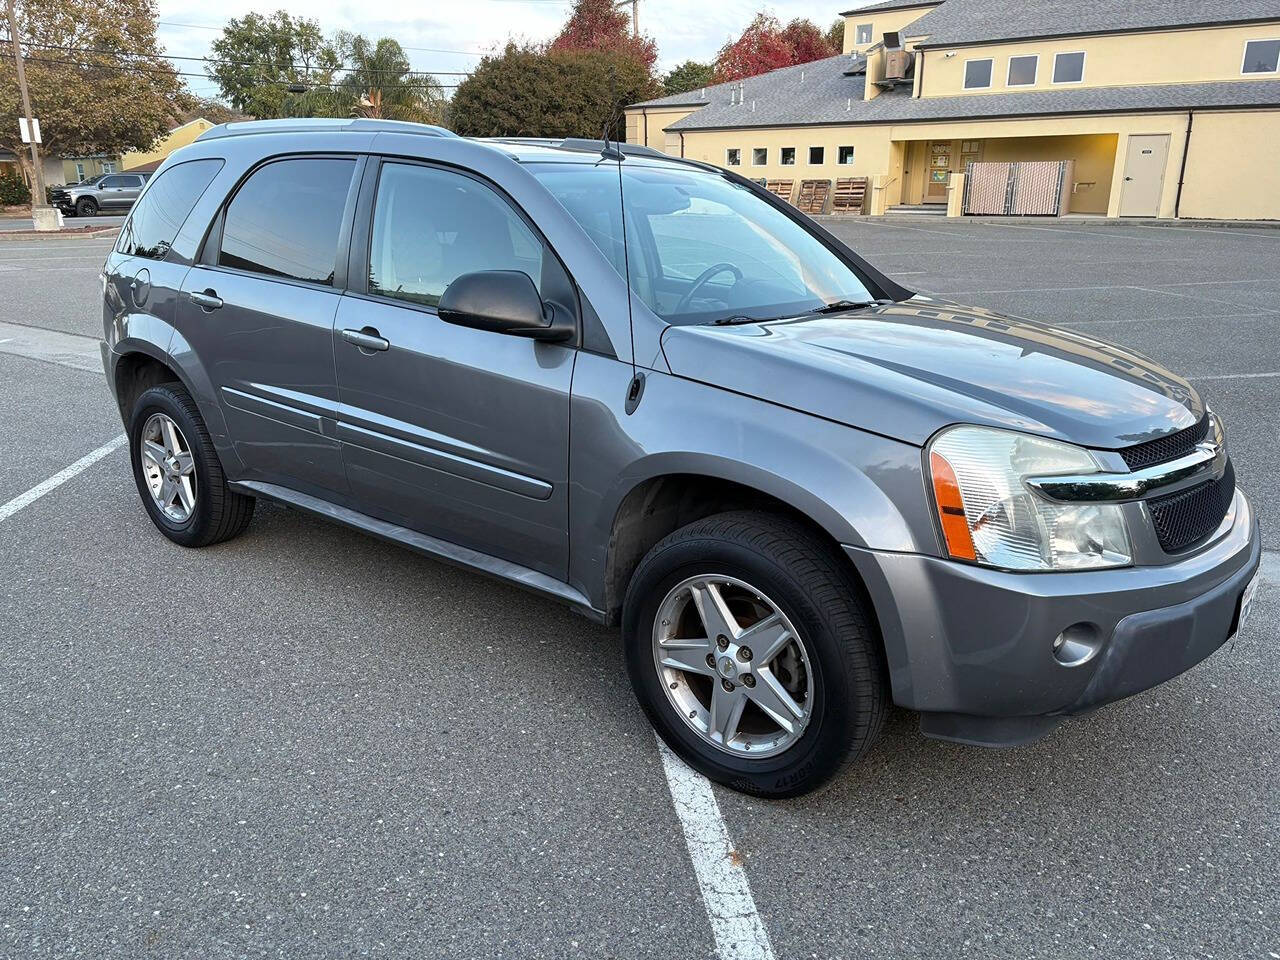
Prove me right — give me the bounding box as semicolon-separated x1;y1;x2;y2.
1236;570;1261;634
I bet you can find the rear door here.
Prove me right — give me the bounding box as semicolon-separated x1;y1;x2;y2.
332;158;576;579
176;155;362;497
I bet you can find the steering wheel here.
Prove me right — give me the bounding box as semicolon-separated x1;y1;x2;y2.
673;262;744;315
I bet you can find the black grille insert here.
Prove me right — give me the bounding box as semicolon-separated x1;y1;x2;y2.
1120;415;1209;471
1148;459;1235;553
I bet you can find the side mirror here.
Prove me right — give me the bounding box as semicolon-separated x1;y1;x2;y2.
437;270;573;342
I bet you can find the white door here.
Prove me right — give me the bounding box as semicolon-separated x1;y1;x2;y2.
1119;134;1170;217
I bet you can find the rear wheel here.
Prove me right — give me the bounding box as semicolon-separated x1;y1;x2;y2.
623;511;887;797
75;196;97;217
128;383;254;547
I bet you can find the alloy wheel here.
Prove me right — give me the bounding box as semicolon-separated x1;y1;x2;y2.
652;574;813;758
139;412;197;523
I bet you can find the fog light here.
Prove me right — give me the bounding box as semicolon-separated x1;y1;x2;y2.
1053;623;1102;667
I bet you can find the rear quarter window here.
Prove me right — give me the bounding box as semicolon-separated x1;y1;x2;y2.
116;158;225;259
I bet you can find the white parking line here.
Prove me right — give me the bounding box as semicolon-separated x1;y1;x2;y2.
1188;371;1280;381
1261;550;1280;585
656;738;776;960
0;435;126;523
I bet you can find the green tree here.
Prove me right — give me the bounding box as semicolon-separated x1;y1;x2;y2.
207;11;341;118
0;0;183;189
662;60;713;96
449;43;659;140
826;19;845;53
331;33;446;124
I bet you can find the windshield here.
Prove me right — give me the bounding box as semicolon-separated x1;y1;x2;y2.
78;174;106;186
529;161;875;325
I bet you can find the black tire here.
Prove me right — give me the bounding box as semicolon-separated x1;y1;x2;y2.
75;197;97;217
623;511;887;798
127;382;254;547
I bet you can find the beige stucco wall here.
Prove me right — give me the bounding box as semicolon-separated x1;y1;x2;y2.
919;22;1280;97
121;118;215;171
675;111;1202;217
843;4;939;54
626;105;701;154
1179;109;1280;219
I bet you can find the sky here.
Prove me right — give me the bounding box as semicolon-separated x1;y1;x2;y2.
155;0;866;100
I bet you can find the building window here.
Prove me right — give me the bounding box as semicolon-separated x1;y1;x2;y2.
1007;54;1038;86
102;161;117;173
752;147;767;165
837;146;855;165
1052;51;1086;84
809;146;824;164
1242;38;1280;74
780;147;796;165
74;162;85;181
726;148;741;166
855;23;872;45
963;58;994;89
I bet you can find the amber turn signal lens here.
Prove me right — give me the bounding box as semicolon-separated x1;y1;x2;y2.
929;450;977;561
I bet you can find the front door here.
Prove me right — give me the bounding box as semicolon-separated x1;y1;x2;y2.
99;175;143;209
925;140;953;203
1118;134;1170;217
176;155;361;497
333;159;575;580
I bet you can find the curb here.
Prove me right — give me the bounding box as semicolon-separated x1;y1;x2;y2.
815;214;1280;230
0;226;119;241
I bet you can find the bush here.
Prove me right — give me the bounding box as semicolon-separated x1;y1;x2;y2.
0;174;31;206
449;44;659;140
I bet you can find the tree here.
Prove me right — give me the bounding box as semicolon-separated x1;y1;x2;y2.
0;0;183;190
781;18;837;64
207;11;341;118
449;43;659;140
712;13;839;83
548;0;656;72
662;60;713;96
331;33;446;125
826;19;845;53
174;93;245;126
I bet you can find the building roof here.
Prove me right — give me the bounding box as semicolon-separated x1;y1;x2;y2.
654;53;1280;131
631;88;718;109
904;0;1280;48
839;0;941;16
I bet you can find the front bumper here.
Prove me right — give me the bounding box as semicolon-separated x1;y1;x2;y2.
844;488;1260;745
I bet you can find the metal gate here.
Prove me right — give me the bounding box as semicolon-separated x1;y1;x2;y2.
963;160;1074;216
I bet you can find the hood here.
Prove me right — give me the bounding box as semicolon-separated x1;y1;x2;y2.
659;297;1203;450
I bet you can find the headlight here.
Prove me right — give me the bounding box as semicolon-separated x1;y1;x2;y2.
928;425;1131;571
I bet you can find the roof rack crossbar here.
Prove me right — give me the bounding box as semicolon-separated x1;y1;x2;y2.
197;118;460;141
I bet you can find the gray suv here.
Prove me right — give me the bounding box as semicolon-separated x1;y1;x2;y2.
100;119;1261;796
53;171;149;217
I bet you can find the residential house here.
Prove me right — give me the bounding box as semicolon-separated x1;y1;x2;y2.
625;0;1280;219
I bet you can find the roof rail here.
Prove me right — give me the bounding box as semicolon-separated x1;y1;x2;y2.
482;136;670;160
197;118;460;142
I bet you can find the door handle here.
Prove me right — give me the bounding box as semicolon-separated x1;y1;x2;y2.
1124;176;1133;181
341;327;390;352
190;289;223;310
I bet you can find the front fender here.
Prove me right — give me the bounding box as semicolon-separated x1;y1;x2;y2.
567;353;938;610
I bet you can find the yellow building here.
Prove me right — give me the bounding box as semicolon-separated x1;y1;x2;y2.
120;117;217;172
626;0;1280;220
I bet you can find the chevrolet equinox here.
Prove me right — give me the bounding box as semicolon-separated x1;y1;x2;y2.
101;119;1262;796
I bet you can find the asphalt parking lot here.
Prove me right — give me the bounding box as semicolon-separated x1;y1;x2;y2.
1;221;1277;959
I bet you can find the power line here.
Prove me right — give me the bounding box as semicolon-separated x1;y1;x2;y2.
8;40;473;75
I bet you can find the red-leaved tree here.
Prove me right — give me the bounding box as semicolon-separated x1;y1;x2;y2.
712;13;838;83
549;0;657;72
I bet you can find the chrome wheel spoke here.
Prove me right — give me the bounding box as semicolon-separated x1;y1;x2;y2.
139;413;197;523
142;440;167;468
658;638;715;676
161;417;182;456
708;685;746;745
173;451;195;476
745;666;805;733
689;580;739;641
738;612;790;664
176;476;196;512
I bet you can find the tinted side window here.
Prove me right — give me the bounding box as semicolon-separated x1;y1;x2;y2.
117;158;224;259
122;176;143;187
100;176;124;188
368;162;544;308
220;158;355;285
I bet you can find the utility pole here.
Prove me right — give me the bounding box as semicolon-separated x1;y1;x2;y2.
615;0;638;37
5;0;54;229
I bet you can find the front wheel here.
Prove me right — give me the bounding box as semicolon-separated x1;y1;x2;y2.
74;197;97;217
623;511;887;797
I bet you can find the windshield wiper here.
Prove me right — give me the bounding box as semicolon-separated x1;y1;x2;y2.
710;314;777;326
811;299;883;314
